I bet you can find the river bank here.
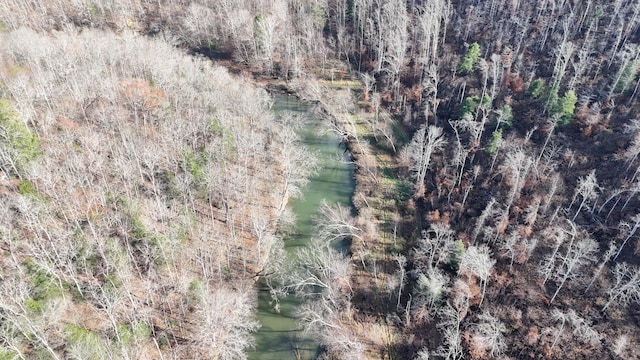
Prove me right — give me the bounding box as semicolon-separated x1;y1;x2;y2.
270;76;414;359
223;55;416;357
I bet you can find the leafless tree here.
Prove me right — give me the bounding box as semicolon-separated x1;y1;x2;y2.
602;262;640;311
550;308;600;349
279;233;358;358
469;312;506;358
550;308;569;350
314;200;362;245
380;0;408;104
275;113;319;211
448;118;480;191
415;223;456;270
414;0;449;72
413;267;450;318
191;285;260;359
568;170;599;221
459;245;495;305
550;40;575;90
472;198;497;244
549;234;599;303
501;148;533;214
393;253;408;310
402;124;446;193
622;119;640;174
539;223;573;286
436;280;470;360
567;310;601;347
415;348;431;360
251;211;280;270
585;241;617;293
614;213;640;261
500;231;521;269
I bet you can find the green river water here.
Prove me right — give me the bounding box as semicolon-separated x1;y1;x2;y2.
247;94;354;359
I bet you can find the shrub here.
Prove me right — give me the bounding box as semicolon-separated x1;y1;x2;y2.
0;100;40;177
0;350;18;360
180;148;208;189
310;2;326;30
486;129;503;158
615;61;637;93
64;324;104;359
529;78;544;98
23;259;64;305
449;239;465;271
544;85;559;113
17;179;39;197
188;277;204;306
116;322;152;346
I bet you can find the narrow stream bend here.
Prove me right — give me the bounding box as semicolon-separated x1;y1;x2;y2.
247;94;355;359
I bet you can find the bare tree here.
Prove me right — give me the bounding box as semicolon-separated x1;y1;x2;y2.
415;223;456;270
436;280;470;360
622;119;640;175
585;241;617;293
413;267;450;318
422;64;441;125
550;40;575;89
191;285;260;360
469;312;506;358
550;308;569;350
275;113;319;211
500;231;521;269
539;223;573;286
448;118;476;192
537;114;561;166
415;348;431;360
568;170;599;221
281;234;358;358
567;310;601;347
393;253;408;310
414;0;449;72
550;308;600;349
402;124;446;193
602;262;640;311
459;245;495;305
314;200;362;245
549;235;599;303
472;198;497;243
613;213;640;261
501;148;534;215
251;211;280;270
380;0;408;104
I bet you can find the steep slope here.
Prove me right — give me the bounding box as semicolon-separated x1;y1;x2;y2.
0;29;298;359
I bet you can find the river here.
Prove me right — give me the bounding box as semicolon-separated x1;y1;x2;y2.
247;94;354;360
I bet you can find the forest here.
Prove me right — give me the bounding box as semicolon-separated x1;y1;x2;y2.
0;0;640;359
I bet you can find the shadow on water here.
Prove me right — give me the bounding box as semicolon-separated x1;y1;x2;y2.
248;94;354;360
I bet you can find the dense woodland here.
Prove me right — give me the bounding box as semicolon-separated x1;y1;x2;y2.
1;0;640;359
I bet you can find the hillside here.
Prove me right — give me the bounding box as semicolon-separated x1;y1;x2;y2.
0;27;317;358
1;1;640;359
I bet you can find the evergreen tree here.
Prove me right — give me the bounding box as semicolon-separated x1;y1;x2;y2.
458;42;481;75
